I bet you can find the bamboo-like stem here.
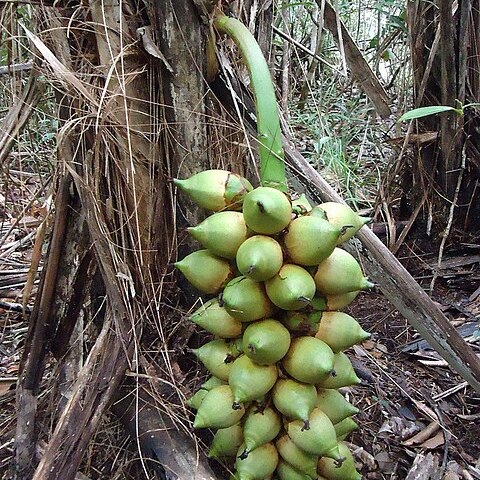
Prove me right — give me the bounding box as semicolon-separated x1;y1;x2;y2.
214;14;288;192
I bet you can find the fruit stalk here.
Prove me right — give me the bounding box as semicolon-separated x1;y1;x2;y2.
213;14;287;192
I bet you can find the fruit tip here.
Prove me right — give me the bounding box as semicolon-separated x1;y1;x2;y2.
326;445;344;463
238;449;249;460
173;177;185;188
361;216;373;225
301;419;310;431
361;279;375;290
192;416;205;429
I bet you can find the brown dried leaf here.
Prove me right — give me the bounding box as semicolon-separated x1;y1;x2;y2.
404;421;440;446
420;431;445;450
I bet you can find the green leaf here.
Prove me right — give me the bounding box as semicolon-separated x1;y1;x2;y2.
399;105;458;122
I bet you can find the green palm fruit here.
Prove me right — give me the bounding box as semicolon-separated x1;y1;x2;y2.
190;298;242;338
188;211;248;258
334;417;359;440
315;202;370;245
174;169;253;211
291;193;313;215
208;424;244;458
276;460;312;480
275;435;318;479
192;339;240;381
201;376;227;390
265;265;316;310
186;388;208;410
315;311;370;352
317;352;361;389
309;206;328;220
282;337;334;384
223;276;275;322
243;319;291;365
234;442;279;480
317;441;361;480
282;310;321;335
193;385;245;428
283;215;341;266
286;408;342;461
314;248;373;295
240;407;282;458
229;355;278;407
272;379;317;429
175;250;234;294
236;235;283;281
316;389;359;425
242;187;292;234
325;290;359;311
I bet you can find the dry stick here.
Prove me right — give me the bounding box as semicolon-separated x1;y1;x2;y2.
320;0;391;117
284;137;480;393
14;177;70;479
430;147;466;292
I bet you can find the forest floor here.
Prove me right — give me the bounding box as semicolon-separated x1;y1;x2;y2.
0;169;478;480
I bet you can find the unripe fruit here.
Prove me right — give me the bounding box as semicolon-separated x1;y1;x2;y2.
315;202;370;245
190;298;242;338
317;352;361;389
193;385;245;428
314;248;373;295
282;337;334;384
243;187;292;234
286;408;342;460
334;417;358;440
223;276;275;322
272;379;317;429
234;442;279;480
200;375;227;390
175;250;234;294
265;264;316;310
188;211;248;258
276;460;312;480
208;424;244;458
192;339;240;381
243;319;291;365
229;355;278;406
317;441;362;480
236;235;283;281
325;290;359;311
283;215;341;266
281;310;321;335
276;435;318;479
174;169;252;211
316;389;359;425
241;407;282;458
315;311;370;352
186;389;208;410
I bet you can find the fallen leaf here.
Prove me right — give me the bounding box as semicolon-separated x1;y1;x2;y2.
420;431;445;450
404;421;440;446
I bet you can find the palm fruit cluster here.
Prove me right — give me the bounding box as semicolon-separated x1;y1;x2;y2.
175;169;372;480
